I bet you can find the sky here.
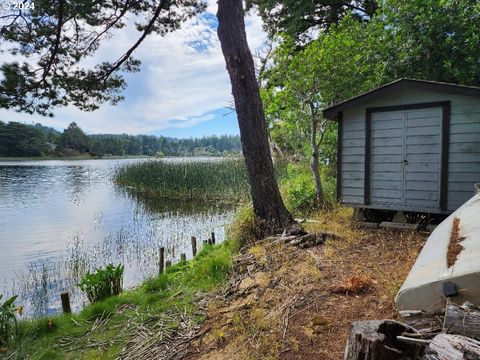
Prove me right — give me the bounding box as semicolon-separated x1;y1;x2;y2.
0;1;267;138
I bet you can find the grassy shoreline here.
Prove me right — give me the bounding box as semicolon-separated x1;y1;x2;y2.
6;240;238;359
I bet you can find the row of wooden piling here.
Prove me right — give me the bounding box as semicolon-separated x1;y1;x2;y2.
158;232;216;275
60;231;217;314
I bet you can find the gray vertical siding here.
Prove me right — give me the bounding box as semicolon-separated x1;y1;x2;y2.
340;109;365;204
339;87;480;213
448;103;480;210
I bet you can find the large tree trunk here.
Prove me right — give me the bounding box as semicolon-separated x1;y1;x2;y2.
217;0;295;232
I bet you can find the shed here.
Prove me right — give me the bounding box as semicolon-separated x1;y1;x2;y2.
323;78;480;215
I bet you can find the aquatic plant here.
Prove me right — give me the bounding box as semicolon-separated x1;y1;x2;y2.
77;264;124;303
0;294;18;346
114;158;250;202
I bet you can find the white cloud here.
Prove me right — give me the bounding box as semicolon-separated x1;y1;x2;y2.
0;2;267;135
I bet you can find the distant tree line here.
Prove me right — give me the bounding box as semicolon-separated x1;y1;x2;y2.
0;121;241;158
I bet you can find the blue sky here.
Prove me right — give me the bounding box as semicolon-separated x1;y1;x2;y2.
0;2;266;138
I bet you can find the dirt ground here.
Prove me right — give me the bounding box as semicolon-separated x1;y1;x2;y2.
187;208;427;360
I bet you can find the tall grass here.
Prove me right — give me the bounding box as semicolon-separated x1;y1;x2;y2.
115;158;250;202
115;158;289;203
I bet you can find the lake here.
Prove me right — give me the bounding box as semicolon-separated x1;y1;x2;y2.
0;158;235;317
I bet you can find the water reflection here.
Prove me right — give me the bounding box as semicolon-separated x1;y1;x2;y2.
0;159;235;317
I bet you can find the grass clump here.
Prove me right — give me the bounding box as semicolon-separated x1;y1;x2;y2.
115;158;250;202
226;206;267;248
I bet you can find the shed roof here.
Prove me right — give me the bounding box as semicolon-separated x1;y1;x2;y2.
323;78;480;119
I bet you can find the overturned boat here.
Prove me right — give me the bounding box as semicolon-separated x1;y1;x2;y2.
396;185;480;311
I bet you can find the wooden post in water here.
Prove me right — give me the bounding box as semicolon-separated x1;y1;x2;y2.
191;236;197;257
61;292;71;314
159;247;165;275
166;260;172;269
180;253;186;262
211;232;216;245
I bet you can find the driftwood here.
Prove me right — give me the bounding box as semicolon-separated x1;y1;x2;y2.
400;302;480;340
422;334;480;360
444;302;480;340
274;232;336;248
344;320;422;360
399;309;444;333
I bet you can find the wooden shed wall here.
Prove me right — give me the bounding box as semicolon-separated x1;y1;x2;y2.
340;87;480;213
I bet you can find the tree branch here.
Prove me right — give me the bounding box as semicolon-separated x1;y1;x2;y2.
99;0;167;84
83;0;139;54
41;0;64;84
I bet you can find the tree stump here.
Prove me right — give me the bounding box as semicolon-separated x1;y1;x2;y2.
423;334;480;360
344;320;421;360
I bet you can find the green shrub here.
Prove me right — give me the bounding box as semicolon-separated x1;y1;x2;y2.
284;172;317;213
0;295;18;346
280;162;337;215
77;264;124;303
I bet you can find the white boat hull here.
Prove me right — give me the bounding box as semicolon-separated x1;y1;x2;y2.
396;191;480;311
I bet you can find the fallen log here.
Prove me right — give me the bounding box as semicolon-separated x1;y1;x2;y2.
422;334;480;360
344;320;422;360
400;302;480;340
399;309;444;333
444;302;480;340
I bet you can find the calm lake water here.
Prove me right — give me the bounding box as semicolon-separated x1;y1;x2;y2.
0;158;235;317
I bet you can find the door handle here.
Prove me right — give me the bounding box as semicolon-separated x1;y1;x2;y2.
403;160;408;165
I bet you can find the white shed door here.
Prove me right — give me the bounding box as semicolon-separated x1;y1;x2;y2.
370;107;442;210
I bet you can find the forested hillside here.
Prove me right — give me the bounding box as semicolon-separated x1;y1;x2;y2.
0;121;241;158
